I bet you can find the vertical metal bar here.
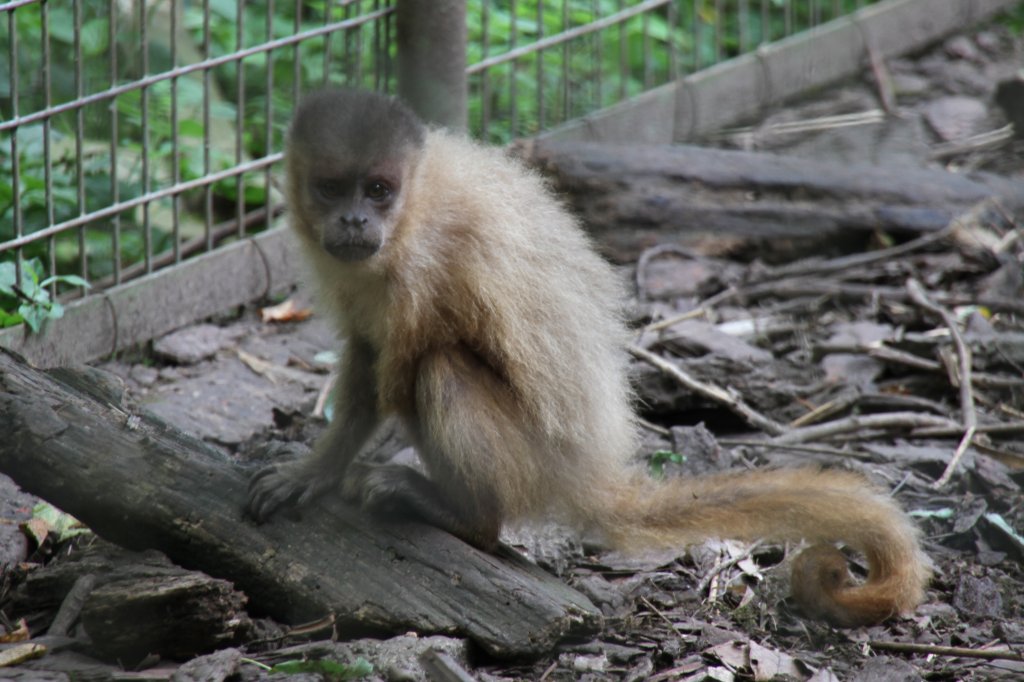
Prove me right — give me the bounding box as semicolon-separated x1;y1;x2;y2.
75;0;88;283
109;0;121;284
784;0;792;36
342;1;352;84
713;0;722;63
235;0;245;237
481;0;491;137
667;0;678;80
812;0;820;27
264;0;274;232
761;0;769;44
352;2;363;87
396;0;467;130
293;0;301;103
42;1;56;291
323;1;333;85
592;0;602;107
642;7;651;89
617;0;626;100
382;0;393;91
509;0;518;138
692;0;702;71
8;7;22;288
537;1;545;130
561;0;569;122
372;0;381;90
139;0;153;274
739;0;749;55
171;0;181;262
203;0;213;251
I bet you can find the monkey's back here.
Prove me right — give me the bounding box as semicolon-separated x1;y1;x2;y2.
382;131;638;518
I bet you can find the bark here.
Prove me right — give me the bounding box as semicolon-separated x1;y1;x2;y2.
522;141;1024;262
0;349;600;659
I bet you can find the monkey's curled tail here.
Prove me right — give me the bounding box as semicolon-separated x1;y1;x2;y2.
591;467;929;627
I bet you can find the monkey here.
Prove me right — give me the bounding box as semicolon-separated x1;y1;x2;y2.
248;88;929;628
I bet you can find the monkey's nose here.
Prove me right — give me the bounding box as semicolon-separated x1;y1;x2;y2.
342;214;368;226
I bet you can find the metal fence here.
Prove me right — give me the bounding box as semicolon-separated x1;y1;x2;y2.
0;0;393;311
469;0;879;142
1;0;981;354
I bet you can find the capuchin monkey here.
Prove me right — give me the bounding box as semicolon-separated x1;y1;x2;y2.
248;88;929;628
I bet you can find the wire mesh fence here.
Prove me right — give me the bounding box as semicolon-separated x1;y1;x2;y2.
469;0;878;143
0;0;394;331
0;0;889;336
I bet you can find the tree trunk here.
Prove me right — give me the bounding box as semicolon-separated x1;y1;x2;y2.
0;349;600;659
522;141;1024;262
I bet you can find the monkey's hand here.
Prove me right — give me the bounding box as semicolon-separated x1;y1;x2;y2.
247;460;338;522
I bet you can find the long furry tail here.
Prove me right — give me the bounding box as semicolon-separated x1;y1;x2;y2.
588;467;929;627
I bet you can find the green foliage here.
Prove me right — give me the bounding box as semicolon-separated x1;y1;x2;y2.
0;257;89;332
270;657;373;679
466;0;877;143
32;502;92;543
1;0;881;324
1004;4;1024;34
648;450;685;479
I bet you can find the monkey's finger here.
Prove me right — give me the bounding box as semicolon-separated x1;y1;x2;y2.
247;470;301;522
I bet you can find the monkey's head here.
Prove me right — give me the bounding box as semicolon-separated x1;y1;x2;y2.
286;89;427;262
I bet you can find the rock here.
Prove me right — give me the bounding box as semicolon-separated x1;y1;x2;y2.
153;324;237;365
952;574;1004;619
852;656;922;682
995;74;1024;138
922;96;989;142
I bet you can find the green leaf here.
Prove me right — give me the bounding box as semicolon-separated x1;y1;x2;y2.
0;261;16;296
19;303;46;332
40;274;91;289
0;309;24;328
33;502;92;542
270;657;373;679
648;450;685;479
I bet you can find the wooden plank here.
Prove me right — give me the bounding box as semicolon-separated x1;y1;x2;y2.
0;227;302;367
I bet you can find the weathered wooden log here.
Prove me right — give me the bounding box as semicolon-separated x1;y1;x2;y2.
0;349;601;658
522;141;1024;262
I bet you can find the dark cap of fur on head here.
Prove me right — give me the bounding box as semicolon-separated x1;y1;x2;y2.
288;88;426;164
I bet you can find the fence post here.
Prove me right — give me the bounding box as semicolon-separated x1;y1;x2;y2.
396;0;467;131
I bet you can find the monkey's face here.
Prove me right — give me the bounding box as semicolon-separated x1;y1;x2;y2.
299;160;406;262
286;89;428;264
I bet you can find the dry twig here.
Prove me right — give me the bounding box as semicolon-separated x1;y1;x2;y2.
628;345;787;436
906;278;978;488
869;640;1024;663
696;541;763;600
771;411;958;445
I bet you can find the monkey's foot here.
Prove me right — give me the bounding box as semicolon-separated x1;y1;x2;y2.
247;462;336;522
346;463;431;517
351;464;502;550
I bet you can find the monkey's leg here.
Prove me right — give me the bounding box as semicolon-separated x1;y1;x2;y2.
350;346;514;550
247;337;378;521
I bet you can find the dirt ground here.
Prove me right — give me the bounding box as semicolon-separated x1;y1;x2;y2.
2;14;1024;682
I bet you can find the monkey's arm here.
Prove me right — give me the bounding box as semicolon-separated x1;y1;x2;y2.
247;337;378;521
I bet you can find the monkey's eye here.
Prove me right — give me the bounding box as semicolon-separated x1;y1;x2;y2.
313;180;346;201
365;180;391;201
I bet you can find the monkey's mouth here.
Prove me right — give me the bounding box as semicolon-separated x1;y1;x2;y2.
321;233;382;262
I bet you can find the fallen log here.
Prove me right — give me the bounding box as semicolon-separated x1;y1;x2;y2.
0;349;601;658
522;141;1024;262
